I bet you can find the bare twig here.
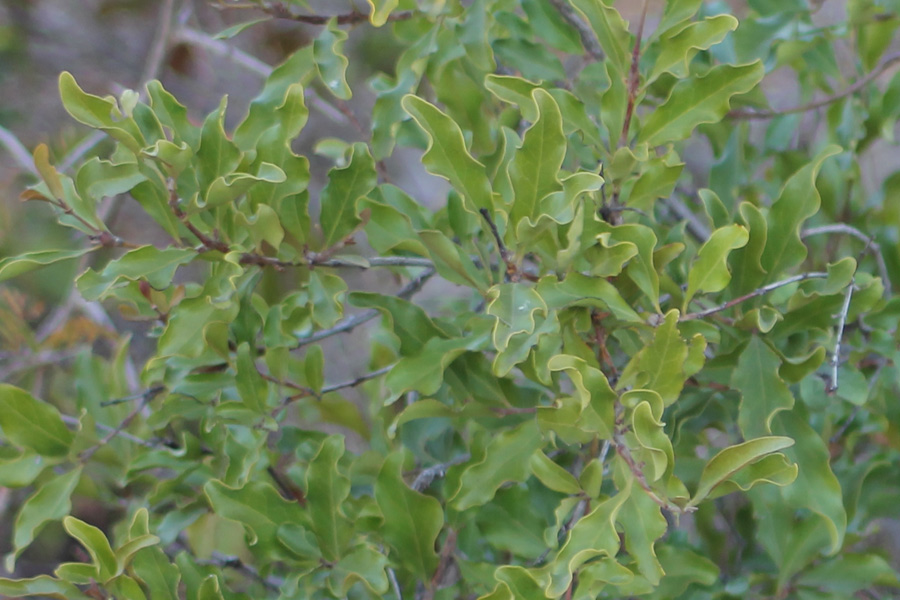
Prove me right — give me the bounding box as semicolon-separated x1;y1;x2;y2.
828;280;855;393
80;388;163;461
388;565;403;600
100;385;166;407
0;124;37;175
315;256;434;269
730;51;900;119
802;224;891;296
60;414;156;449
412;454;471;492
322;363;394;394
663;193;712;241
545;0;603;60
0;349;81;382
293;268;434;349
254;4;415;26
680;272;829;322
139;0;178;85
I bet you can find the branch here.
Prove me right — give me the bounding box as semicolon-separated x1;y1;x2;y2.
802;224;891;296
619;0;648;148
0;124;37;176
255;4;415;26
61;414;157;449
828;280;855;394
545;0;603;60
138;0;177;85
80;387;164;461
293;268;435;349
321;363;394;394
730;51;900;120
680;272;829;322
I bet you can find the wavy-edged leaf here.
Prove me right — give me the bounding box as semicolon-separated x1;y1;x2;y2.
0;575;90;600
313;19;352;99
0;248;96;283
689;436;795;507
509;89;565;228
319;142;377;247
305;435;351;561
683;224;749;310
58;72;144;152
63;517;118;582
760;145;842;280
638;62;764;146
648;15;739;83
401;95;494;212
732;336;795;439
375;452;442;580
366;0;398;27
452;420;542;510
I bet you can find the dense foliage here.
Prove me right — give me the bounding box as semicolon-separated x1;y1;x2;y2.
2;0;900;598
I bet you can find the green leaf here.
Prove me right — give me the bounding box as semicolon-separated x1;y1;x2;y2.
195;96;242;194
213;17;271;39
617;487;667;585
537;273;642;323
7;467;82;572
618;310;687;405
452;420;543;510
203;480;309;550
683;224;749;310
760;145;842;280
146;80;200;148
305;435;351;561
648;15;739;83
545;489;630;597
319;142;377;248
328;544;390;595
401;95;494;213
509;89;565;228
773;410;847;553
638;62;764;146
704;453;798;501
58;71;144;152
487;283;548;351
732;336;795;439
89;246;196;298
530;451;582;495
349;291;450;356
0;576;90;600
366;0;398;27
131;547;180;600
596;222;660;311
375;452;442;580
63;517;118;582
314;19;352;99
689;436;795;507
568;0;631;69
547;354;617;439
796;553;900;595
197;575;225;600
419;230;490;291
729;201;769;295
0;385;74;458
0;248;96;283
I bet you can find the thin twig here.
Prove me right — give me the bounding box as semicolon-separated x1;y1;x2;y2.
828;280;855;393
802;224;891;296
0;124;37;175
388;565;403;600
730;51;900;119
321;363;394;394
545;0;603;60
60;414;157;449
664;192;712;241
139;0;177;85
0;349;81;382
412;454;471;492
293;268;434;349
80;388;163;461
100;385;166;407
680;272;829;321
255;4;415;25
315;256;434;269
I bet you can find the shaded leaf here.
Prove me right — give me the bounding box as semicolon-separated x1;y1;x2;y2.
0;385;74;458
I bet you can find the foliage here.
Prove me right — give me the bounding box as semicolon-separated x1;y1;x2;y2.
2;1;900;598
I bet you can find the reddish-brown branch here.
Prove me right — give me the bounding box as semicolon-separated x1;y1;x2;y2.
619;0;648;148
255;3;415;26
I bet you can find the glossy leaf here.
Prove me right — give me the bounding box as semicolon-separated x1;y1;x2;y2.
318;142;377;248
305;435;351;561
683;224;749;310
313;19;352;100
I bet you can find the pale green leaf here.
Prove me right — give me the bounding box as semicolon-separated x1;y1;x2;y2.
319;142;377;248
690;436;795;507
313;19;352;99
683;224;749;310
0;385;74;458
732;336;795;439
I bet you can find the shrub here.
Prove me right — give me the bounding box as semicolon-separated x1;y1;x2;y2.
1;1;899;598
